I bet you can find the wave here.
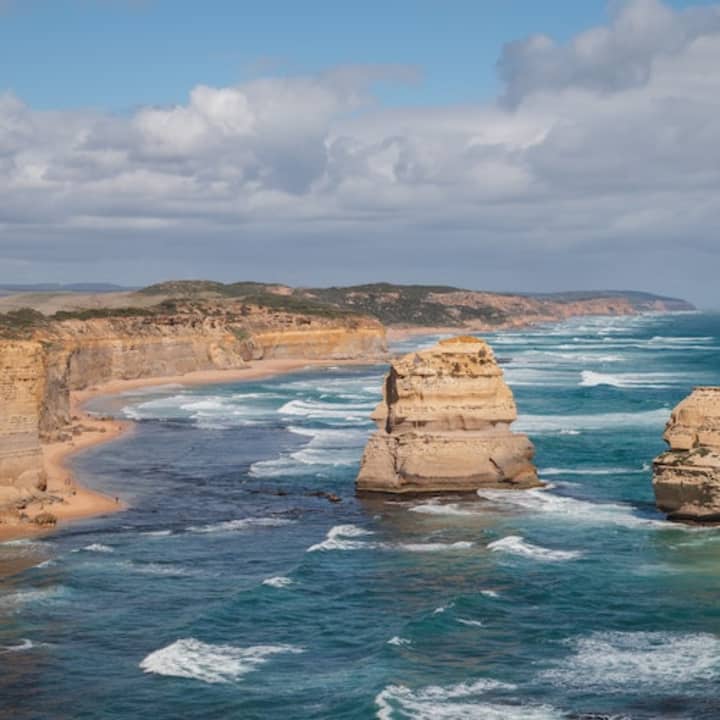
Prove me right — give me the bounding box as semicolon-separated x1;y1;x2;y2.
540;466;645;477
433;602;454;614
124;392;274;428
579;370;686;388
139;638;303;684
250;425;369;477
307;526;475;554
79;543;114;553
118;561;197;577
278;398;375;421
540;631;720;692
515;408;669;434
481;590;500;598
0;638;46;653
476;486;665;529
187;517;294;534
409;502;483;517
141;529;173;537
457;618;484;627
0;586;66;613
488;536;582;562
398;541;474;553
375;679;562;720
387;636;411;647
262;576;293;589
307;525;376;552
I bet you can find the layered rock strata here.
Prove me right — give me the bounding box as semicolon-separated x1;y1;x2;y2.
356;336;539;493
653;387;720;522
0;314;386;527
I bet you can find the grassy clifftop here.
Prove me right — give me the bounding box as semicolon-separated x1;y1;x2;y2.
0;280;694;338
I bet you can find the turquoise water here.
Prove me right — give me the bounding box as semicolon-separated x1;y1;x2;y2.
2;312;720;719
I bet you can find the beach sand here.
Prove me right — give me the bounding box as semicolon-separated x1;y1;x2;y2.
0;357;378;543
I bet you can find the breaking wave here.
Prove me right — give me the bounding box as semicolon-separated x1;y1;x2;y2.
375;678;562;720
579;370;686;389
307;525;475;554
487;536;582;562
139;638;303;684
476;486;665;529
187;517;294;534
262;576;293;589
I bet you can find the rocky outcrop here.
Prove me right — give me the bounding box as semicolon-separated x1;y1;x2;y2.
653;387;720;522
356;336;539;494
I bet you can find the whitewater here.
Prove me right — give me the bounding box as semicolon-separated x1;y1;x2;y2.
1;311;720;719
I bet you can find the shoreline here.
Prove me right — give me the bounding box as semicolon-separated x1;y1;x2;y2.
0;309;686;543
0;356;384;544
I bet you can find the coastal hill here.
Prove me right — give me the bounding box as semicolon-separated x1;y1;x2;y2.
0;281;694;333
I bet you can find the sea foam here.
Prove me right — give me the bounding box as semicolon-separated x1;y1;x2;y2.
187;517;294;534
541;631;720;692
262;576;293;589
476;486;664;529
375;678;562;720
307;524;376;552
140;638;303;684
487;536;582;562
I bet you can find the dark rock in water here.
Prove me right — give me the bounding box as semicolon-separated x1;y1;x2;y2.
308;491;342;503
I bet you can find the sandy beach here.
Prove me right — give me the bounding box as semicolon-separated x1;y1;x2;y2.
0;357;381;543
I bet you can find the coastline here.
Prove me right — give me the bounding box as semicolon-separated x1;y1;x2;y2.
0;356;384;544
0;310;687;543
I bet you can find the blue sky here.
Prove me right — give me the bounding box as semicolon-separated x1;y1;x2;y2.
1;0;720;305
0;0;715;111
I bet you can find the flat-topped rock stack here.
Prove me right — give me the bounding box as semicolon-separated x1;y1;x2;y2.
356;336;539;494
653;387;720;522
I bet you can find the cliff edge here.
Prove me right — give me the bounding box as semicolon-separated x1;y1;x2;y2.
0;301;386;531
653;387;720;522
356;336;539;494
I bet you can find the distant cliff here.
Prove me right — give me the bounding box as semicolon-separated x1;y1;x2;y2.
298;284;695;328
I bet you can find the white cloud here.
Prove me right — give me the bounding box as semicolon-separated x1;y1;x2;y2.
1;1;719;303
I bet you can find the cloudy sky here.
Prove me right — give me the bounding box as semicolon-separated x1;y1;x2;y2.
1;0;719;306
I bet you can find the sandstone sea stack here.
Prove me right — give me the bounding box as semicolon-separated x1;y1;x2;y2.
653;387;720;522
356;336;539;494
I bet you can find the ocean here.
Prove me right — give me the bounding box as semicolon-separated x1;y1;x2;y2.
2;311;720;719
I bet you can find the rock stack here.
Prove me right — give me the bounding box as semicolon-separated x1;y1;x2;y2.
356;336;539;494
653;387;720;522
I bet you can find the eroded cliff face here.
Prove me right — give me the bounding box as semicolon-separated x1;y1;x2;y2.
0;311;386;525
653;387;720;522
0;341;48;521
356;336;539;494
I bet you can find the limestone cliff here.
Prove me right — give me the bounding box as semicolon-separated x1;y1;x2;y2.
0;342;47;520
356;336;539;494
653;387;720;522
0;307;386;526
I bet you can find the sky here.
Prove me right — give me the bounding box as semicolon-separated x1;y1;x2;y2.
1;0;719;306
